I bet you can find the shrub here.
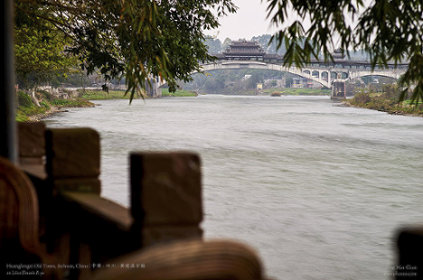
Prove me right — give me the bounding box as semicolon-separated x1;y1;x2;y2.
351;92;371;105
17;91;34;107
38;90;55;101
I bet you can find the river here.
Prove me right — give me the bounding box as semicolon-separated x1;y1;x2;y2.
44;95;423;279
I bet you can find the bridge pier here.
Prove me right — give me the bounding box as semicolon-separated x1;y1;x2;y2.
145;77;162;98
331;81;346;100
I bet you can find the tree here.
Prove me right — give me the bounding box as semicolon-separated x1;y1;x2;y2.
246;73;263;89
265;0;423;103
15;0;237;101
285;77;293;88
222;38;233;52
251;34;286;55
14;18;77;105
14;26;76;89
205;36;223;54
204;73;226;92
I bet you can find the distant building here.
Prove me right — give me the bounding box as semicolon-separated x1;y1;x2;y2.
289;77;322;89
212;39;281;61
292;78;303;88
332;48;345;60
242;74;252;81
222;40;265;60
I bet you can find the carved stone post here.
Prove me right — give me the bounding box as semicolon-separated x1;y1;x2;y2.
18;122;46;165
130;152;203;247
45;128;101;195
44;128;102;278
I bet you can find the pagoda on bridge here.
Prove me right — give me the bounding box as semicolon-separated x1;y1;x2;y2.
332;48;345;60
223;40;265;60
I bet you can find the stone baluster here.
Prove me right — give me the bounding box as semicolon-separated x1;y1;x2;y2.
130;152;203;247
45;128;101;195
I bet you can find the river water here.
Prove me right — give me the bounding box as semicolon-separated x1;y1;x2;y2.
45;95;423;279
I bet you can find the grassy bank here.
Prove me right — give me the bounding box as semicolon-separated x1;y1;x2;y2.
80;90;131;100
81;89;198;99
201;87;330;96
161;88;198;97
346;86;423;116
16;87;200;121
262;88;331;96
16;90;94;121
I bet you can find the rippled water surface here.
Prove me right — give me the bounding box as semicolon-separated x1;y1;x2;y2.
45;95;423;279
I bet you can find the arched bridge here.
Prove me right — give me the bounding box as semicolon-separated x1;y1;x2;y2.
198;40;407;89
200;57;407;89
149;41;408;97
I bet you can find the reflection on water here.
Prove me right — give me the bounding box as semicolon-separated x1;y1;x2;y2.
45;95;423;279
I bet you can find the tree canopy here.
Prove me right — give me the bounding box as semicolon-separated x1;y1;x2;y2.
14;8;77;90
265;0;423;103
251;34;286;55
205;36;223;54
15;0;237;101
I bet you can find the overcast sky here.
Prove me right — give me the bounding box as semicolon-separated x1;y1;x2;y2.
205;0;370;43
204;0;280;41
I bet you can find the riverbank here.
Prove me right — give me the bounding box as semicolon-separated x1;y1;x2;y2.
16;88;200;121
204;87;331;96
16;90;95;121
262;88;330;96
80;90;132;100
345;89;423;117
161;88;198;97
81;89;198;99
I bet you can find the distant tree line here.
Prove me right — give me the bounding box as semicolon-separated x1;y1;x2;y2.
205;34;369;61
183;69;294;94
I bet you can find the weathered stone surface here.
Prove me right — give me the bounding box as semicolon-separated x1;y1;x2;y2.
46;128;100;179
142;225;203;247
53;178;101;194
18;122;45;158
130;152;202;226
19;157;44;165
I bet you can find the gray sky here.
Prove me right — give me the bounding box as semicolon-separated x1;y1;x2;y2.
205;0;371;43
205;0;279;41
